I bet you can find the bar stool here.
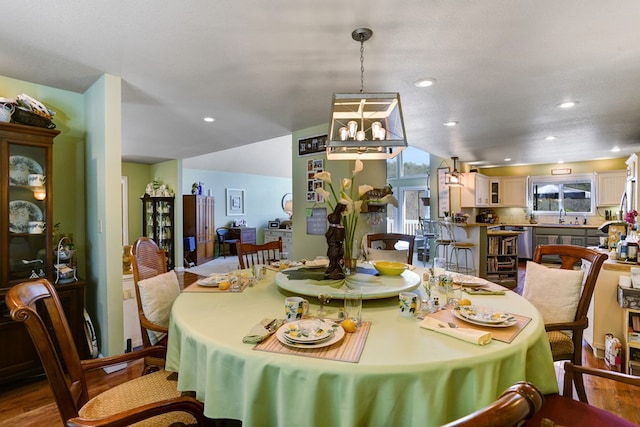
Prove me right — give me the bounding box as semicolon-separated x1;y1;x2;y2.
447;222;477;275
433;220;454;268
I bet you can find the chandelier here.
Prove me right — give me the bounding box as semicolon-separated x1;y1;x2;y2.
327;28;407;160
446;157;464;187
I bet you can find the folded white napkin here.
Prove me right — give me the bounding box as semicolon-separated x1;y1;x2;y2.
242;318;284;344
419;317;492;346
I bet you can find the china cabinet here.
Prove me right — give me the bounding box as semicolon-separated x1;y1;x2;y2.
0;122;88;384
141;195;175;270
183;195;215;265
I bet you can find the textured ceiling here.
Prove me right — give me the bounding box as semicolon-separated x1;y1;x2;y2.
1;1;640;170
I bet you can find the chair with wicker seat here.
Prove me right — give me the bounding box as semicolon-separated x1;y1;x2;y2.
365;233;415;264
236;237;283;269
523;244;607;395
131;236;175;349
5;278;210;427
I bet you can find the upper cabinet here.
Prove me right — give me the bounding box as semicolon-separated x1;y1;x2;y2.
462;173;526;207
500;177;527;207
461;173;489;207
596;170;627;206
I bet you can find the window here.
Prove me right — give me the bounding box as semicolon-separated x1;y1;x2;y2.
530;174;594;214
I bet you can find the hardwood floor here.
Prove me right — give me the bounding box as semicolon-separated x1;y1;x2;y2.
1;264;638;426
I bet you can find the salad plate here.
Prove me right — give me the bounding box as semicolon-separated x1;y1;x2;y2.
452;307;517;328
9;155;42;186
276;322;345;349
280;319;338;343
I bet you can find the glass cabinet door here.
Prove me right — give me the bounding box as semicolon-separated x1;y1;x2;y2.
141;195;175;270
8;141;52;283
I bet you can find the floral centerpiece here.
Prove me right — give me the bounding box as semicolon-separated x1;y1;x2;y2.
314;159;398;272
625;209;638;229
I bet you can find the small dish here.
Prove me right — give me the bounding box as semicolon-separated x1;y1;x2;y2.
276;321;345;349
372;261;407;276
9;155;43;186
452;307;517;328
281;319;338;343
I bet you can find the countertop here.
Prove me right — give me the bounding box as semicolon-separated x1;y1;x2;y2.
455;222;603;229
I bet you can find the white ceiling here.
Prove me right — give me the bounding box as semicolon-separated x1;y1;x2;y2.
2;1;640;169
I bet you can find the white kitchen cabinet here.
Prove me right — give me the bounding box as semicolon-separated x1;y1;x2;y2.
489;178;501;205
264;228;293;254
461;173;489;207
500;176;527;207
596;170;626;206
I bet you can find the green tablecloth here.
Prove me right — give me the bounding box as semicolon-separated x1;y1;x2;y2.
166;267;558;427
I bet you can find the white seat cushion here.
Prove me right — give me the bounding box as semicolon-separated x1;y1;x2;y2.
366;247;409;263
137;270;180;344
522;261;584;324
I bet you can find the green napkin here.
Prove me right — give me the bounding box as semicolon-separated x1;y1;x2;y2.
242;318;284;344
464;287;506;295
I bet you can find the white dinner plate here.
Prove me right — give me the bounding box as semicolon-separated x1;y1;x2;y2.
9;155;43;186
450;274;489;287
452;307;517;328
9;200;43;233
280;319;339;343
276;322;345;348
196;273;230;287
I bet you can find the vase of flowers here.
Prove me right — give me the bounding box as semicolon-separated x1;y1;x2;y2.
314;159;397;277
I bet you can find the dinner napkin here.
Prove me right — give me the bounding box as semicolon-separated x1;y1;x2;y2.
464;288;506;295
419;317;492;346
242;318;284;344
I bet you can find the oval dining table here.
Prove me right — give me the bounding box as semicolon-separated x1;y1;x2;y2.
166;265;558;427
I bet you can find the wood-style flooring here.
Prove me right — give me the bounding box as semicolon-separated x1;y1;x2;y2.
0;265;638;426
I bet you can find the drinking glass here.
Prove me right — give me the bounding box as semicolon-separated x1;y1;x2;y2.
344;289;362;327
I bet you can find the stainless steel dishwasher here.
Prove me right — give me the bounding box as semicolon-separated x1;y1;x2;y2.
514;226;533;259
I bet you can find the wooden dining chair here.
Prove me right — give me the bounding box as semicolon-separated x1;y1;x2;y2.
442;382;544;426
446;362;640;427
523;244;607;397
365;232;415;264
523;362;640;426
216;227;238;258
5;278;208;427
131;237;174;348
236;237;282;269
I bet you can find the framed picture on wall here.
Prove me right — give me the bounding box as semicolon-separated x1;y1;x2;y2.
437;167;450;217
226;188;245;216
298;134;328;156
306;158;325;202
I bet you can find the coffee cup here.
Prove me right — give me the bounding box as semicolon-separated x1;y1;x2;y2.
28;221;45;234
285;296;309;322
27;174;45;187
399;292;418;317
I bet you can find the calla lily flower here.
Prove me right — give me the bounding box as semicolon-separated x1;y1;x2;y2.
352;159;364;175
342;177;352;190
313;171;332;183
358;184;374;198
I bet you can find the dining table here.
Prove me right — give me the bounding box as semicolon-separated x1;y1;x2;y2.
166;263;559;427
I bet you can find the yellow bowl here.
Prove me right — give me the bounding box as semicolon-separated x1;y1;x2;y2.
372;261;407;276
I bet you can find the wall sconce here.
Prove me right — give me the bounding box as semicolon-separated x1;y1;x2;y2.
32;187;46;200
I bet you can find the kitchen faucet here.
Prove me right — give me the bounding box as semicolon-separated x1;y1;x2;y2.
559;208;565;224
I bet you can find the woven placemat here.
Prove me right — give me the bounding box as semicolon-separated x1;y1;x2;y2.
182;277;250;293
254;321;371;363
426;309;531;344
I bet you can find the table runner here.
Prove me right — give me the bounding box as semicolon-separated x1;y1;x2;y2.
426;309;531;344
254;321;371;363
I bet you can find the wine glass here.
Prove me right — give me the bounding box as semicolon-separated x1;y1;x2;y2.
317;293;331;318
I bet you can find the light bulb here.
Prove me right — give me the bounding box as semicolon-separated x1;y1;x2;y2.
356;130;366;141
339;127;349;141
347;121;358;139
33;187;46;200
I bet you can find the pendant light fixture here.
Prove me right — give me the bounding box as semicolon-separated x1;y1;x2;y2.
445;156;464;187
326;28;407;160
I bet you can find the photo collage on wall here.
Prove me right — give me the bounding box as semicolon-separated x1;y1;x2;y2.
307;159;325;203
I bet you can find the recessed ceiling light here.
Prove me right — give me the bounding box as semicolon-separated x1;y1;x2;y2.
557;101;577;109
203;117;215;122
558;160;564;164
504;158;511;162
612;146;621;152
545;136;557;141
414;78;437;88
443;121;458;127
